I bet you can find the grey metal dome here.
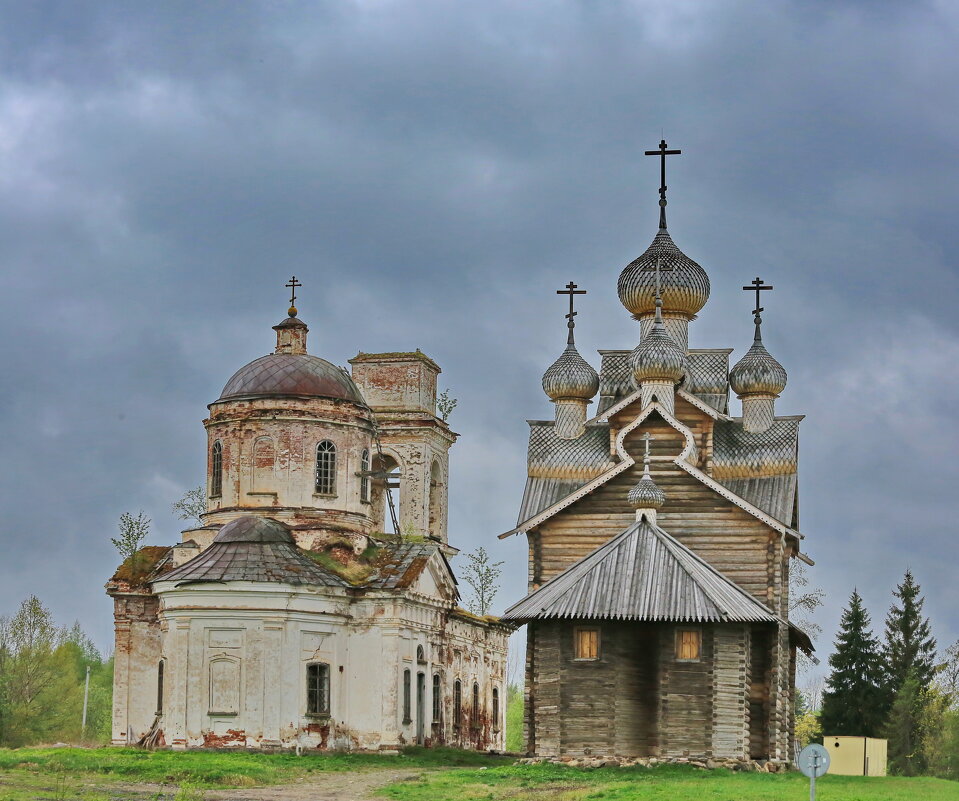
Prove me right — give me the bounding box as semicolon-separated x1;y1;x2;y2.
618;228;711;318
213;516;294;544
630;321;687;384
219;354;366;404
542;344;599;401
729;320;787;397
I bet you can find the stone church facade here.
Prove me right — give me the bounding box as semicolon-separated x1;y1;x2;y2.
501;150;813;763
107;306;510;751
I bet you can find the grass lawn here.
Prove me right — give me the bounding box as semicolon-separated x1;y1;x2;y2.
0;747;955;801
379;762;959;801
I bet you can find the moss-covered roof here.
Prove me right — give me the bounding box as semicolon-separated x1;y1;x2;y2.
109;546;173;587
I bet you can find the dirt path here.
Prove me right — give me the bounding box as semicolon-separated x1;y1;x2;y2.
205;768;425;801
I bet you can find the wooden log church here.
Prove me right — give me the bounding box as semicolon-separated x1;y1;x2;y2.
501;142;813;763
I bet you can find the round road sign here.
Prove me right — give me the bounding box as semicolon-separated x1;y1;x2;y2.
798;743;830;778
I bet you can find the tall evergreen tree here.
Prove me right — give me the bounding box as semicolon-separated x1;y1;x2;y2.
820;589;886;736
884;569;937;694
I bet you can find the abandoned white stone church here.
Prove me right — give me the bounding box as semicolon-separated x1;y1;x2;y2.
107;304;510;750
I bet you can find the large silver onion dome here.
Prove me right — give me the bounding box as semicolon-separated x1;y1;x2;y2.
729;319;787;397
618;228;711;318
542;344;600;401
630;323;687;384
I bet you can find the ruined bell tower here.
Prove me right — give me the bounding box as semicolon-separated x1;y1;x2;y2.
349;351;457;543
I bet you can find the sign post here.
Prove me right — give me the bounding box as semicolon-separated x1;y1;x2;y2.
798;743;830;801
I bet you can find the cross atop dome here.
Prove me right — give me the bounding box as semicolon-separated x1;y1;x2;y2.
556;281;587;345
644;139;681;229
285;275;302;317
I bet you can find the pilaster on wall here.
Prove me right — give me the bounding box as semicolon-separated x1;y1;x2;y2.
110;593;161;745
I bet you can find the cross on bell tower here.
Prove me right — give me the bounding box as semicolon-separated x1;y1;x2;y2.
644;139;682;229
556;281;587;345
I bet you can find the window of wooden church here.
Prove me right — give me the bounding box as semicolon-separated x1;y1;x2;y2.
306;663;330;716
574;627;600;660
675;629;702;661
314;440;337;496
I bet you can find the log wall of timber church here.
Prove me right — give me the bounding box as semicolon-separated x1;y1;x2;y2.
525;620;774;759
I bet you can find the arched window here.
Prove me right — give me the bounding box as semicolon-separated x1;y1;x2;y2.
453;679;462;728
492;686;499;731
360;449;371;503
314;440;337;495
402;668;412;724
432;673;441;723
416;645;426;664
472;682;480;729
210;440;223;497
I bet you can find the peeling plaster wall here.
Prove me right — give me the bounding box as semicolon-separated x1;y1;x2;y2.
136;582;509;751
111;593;162;745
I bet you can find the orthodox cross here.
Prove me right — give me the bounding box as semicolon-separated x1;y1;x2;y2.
644;138;681;228
642;432;653;470
285;275;302;308
742;276;773;316
556;281;587;344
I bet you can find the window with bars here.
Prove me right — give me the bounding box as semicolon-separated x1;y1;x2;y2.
306;663;330;716
432;674;441;723
675;629;702;661
210;440;223;497
360;449;371;503
453;679;462;728
574;627;600;660
314;440;337;495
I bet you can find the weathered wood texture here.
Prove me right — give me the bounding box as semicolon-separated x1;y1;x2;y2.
658;625;713;757
712;625;750;758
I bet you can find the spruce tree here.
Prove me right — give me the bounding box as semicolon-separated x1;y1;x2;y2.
884;569;937;694
820;589;886;736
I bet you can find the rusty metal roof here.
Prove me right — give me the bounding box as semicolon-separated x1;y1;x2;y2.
158;516;347;587
502;516;779;624
218;354;366;404
365;541;450;590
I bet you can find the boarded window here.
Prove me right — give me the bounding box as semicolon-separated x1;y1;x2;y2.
492;687;500;731
453;680;462;728
403;669;412;723
208;658;240;715
676;629;702;661
307;663;330;715
314;440;337;495
574;627;600;660
252;437;275;491
432;674;441;723
210;440;223;497
360;449;371;503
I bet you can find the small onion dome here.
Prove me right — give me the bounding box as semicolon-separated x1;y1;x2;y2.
628;472;666;510
729;320;788;397
542;343;599;401
618;228;711;318
629;323;687;384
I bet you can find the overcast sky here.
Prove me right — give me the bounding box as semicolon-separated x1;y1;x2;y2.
1;1;957;683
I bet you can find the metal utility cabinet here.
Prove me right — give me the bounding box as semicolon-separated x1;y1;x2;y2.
823;736;887;776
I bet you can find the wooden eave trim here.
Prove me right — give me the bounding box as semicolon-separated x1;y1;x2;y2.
502;400;805;542
588;387;730;425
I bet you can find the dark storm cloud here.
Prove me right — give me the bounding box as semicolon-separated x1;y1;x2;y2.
1;0;957;678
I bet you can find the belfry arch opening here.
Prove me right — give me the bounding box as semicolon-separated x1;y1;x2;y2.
429;459;443;539
372;453;401;534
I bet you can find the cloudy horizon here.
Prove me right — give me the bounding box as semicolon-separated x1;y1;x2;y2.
1;0;957;685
